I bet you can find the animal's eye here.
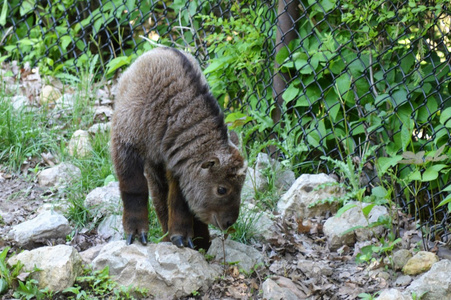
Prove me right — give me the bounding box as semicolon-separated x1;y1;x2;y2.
217;187;227;195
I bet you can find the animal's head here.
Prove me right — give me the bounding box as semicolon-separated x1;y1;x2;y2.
183;142;247;231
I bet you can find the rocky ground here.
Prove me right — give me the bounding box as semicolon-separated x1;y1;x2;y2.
1;168;451;300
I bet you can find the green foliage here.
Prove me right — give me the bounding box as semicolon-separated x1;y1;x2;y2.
63;266;148;299
276;0;450;157
355;238;402;264
0;247;50;299
200;2;274;108
0;247;23;295
229;207;263;244
13;279;51;300
0;87;59;171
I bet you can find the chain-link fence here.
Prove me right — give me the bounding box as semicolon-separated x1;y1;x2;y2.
1;0;451;248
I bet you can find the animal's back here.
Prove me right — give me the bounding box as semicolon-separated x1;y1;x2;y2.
112;48;227;168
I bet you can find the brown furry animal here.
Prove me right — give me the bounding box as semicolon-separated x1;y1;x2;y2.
111;47;247;250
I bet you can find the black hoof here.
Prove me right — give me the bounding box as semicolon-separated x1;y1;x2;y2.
171;235;185;248
126;234;134;245
187;237;194;249
140;232;148;245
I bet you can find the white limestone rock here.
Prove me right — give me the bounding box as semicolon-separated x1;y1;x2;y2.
91;241;220;298
8;210;71;247
278;173;341;219
8;245;82;292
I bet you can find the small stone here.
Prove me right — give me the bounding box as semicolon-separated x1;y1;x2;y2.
88;122;111;135
93;106;113;122
84;182;121;220
54;93;75;110
68;130;93;158
262;277;307;300
207;238;265;273
37;162;81;188
394;275;412;286
8;210;71;247
11;95;28;110
8;245;82;292
40;85;61;107
97;214;123;241
323;202;389;250
376;288;412;300
392;249;412;271
278;173;341;219
402;251;439;275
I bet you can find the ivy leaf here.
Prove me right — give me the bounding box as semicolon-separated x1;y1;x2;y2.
392;89;407;106
377;155;402;175
106;56;133;75
372;186;388;199
439;107;451;128
282;83;299;102
0;0;7;26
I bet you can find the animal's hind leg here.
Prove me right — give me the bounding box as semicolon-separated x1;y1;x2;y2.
144;162;169;240
112;143;149;245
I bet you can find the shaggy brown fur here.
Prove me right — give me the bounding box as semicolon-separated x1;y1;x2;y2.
111;47;247;250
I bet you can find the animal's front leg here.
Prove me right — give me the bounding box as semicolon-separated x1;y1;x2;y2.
167;171;194;248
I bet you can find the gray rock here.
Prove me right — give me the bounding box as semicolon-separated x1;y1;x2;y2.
11;95;28;110
241;153;295;201
255;153;295;192
84;181;122;219
91;241;220;298
8;210;71;247
394;275;412;287
88;122;111;135
8;245;82;292
207;238;265;273
297;259;333;277
323;202;389;250
97;214;124;241
241;166;265;201
405;259;451;299
37;162;81;188
278;173;341;219
93;106;113;122
79;244;105;265
262;277;307;300
392;249;412;271
54;93;75;110
376;288;412;300
68;130;93;158
36;202;68;215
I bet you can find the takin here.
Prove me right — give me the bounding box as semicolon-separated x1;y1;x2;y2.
111;47;247;250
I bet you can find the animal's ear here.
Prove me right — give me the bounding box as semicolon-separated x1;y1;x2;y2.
201;156;220;169
229;131;240;147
